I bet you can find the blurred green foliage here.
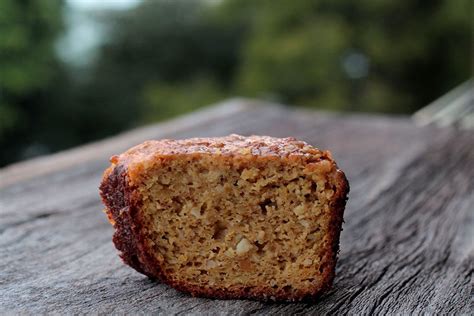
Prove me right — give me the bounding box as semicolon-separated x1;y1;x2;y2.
0;0;471;166
0;0;65;164
230;0;471;112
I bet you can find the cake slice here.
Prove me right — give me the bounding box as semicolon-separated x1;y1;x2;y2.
99;134;349;301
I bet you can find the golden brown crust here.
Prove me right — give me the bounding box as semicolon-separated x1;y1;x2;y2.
118;134;323;156
99;135;349;302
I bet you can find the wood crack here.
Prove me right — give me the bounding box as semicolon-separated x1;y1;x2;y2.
0;211;61;234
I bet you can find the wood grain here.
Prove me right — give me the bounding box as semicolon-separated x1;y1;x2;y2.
1;99;472;314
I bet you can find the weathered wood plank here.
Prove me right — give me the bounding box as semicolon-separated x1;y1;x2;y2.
1;100;472;314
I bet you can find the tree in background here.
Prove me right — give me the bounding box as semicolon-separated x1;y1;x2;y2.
77;0;245;129
234;0;472;113
85;0;471;123
0;0;471;166
0;0;67;165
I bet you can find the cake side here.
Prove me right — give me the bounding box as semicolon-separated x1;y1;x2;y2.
100;135;349;301
100;164;151;277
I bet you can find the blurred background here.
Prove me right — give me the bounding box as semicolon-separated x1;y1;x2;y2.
0;0;472;167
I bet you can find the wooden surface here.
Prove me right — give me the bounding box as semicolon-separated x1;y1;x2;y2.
413;79;474;130
1;99;473;314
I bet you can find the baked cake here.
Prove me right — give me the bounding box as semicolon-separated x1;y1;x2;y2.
99;134;349;301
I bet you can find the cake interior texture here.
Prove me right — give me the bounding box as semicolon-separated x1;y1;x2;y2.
133;153;345;299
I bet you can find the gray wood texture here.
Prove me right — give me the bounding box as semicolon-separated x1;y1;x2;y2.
1;99;473;314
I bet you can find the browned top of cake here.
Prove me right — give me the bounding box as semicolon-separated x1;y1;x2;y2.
110;134;332;166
